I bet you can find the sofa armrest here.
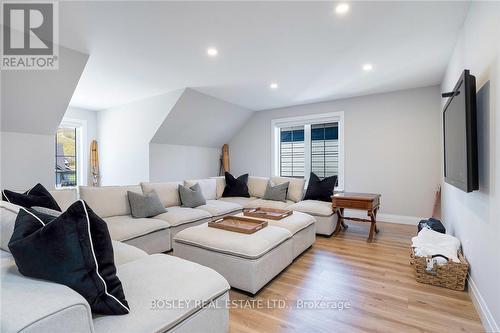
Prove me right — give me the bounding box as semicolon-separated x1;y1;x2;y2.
1;252;94;333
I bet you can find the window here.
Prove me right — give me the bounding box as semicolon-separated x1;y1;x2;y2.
55;127;77;187
272;112;344;190
311;123;339;178
279;126;305;177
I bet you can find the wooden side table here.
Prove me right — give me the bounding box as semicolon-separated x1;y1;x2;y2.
332;192;381;242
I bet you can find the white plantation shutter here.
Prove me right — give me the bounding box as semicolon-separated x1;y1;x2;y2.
279;126;305;178
311;123;339;178
273;112;344;189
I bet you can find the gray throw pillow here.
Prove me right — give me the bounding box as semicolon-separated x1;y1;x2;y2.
127;190;166;218
179;183;206;208
263;181;289;202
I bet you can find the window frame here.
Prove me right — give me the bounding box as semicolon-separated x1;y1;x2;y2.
271;111;345;190
55;118;86;188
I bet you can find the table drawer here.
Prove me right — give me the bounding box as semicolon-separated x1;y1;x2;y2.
333;199;371;210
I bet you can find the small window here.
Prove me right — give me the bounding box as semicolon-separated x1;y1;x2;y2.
55;127;77;187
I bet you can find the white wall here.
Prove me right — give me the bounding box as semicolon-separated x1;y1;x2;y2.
230;86;442;220
149;143;220;182
1;132;55;190
97;89;183;185
63;107;98;186
440;2;500;330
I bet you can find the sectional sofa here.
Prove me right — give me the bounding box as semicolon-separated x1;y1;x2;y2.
1;175;337;332
1;194;230;333
76;176;337;254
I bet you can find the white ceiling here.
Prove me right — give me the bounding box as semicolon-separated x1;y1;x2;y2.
61;1;470;111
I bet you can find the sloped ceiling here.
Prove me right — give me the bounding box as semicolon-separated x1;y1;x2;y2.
1;45;89;135
151;88;253;147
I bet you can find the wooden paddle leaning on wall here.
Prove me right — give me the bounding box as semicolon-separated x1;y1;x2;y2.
90;140;100;187
219;144;230;176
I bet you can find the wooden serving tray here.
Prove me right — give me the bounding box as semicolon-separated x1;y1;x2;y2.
208;216;268;234
243;207;293;220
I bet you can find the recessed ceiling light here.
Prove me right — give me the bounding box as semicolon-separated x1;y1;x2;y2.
270;82;279;90
362;63;373;71
335;3;350;15
207;48;218;57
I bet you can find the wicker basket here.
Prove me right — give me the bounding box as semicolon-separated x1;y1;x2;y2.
410;247;469;291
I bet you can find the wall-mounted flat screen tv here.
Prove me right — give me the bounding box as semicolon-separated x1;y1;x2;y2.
443;69;478;193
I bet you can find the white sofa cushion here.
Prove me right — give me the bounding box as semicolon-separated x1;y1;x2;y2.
141;182;182;207
1;251;94;333
197;200;242;217
93;254;230;333
79;185;142;218
153;206;211;227
103;215;170;242
111;240;148;266
211;176;225;199
184;179;217;200
174;222;292;259
245;198;294;210
218;196;259;208
49;188;77;211
247;176;269;198
271;176;305;202
0;201;19;252
287;200;334;217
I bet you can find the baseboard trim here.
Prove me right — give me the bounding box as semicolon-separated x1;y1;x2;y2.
468;275;499;332
344;210;424;225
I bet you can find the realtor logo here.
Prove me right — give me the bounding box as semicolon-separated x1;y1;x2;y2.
1;1;58;69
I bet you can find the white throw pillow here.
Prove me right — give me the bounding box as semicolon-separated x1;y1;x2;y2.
184;179;217;200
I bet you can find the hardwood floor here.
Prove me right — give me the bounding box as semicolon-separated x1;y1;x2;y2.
229;221;483;333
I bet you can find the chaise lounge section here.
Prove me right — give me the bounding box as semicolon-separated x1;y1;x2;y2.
1;200;231;333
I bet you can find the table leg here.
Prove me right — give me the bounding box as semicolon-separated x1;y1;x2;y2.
340;208;348;230
333;208;344;236
367;208;379;242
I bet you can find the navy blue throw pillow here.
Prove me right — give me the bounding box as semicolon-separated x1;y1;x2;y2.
2;183;61;211
8;200;130;315
303;172;338;202
222;172;250;198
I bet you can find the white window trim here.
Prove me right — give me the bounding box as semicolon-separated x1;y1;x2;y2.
57;118;87;188
271;111;345;191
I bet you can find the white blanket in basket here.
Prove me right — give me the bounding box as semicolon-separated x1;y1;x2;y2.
412;228;461;264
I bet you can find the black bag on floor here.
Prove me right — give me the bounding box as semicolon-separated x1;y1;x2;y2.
417;218;446;234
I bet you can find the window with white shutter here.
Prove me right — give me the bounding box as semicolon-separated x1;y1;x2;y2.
311;123;339;178
279;126;305;178
272;112;344;189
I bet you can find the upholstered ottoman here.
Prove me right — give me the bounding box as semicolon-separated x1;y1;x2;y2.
173;223;293;294
233;211;316;259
